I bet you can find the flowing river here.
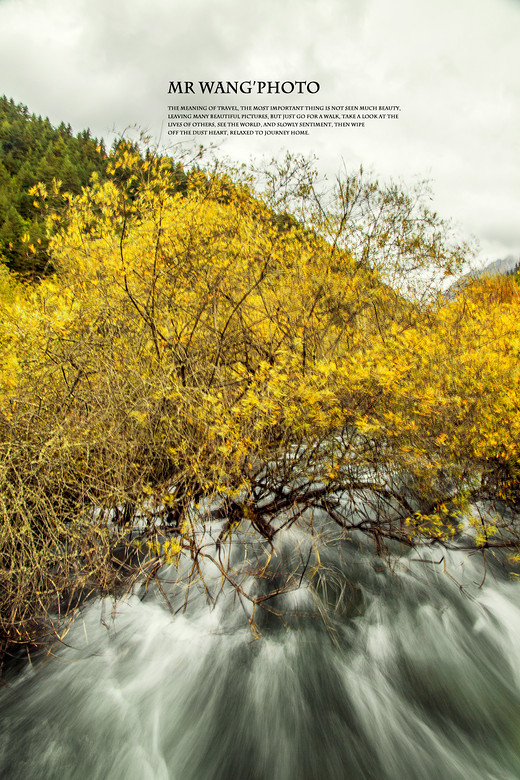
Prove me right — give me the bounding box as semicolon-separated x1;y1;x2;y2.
1;511;520;779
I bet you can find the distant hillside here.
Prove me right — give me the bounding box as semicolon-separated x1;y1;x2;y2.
482;255;519;276
0;96;107;275
447;254;520;298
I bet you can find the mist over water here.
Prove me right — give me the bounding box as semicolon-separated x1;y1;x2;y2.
2;515;520;780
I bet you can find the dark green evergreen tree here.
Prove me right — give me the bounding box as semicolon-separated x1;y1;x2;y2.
0;96;107;275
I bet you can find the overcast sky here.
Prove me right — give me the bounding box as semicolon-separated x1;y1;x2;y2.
1;0;519;264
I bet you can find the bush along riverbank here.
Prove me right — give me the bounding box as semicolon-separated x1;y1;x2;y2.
1;146;520;665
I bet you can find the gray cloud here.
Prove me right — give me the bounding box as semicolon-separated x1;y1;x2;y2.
0;0;519;262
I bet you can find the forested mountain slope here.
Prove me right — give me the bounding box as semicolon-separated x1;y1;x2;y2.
0;96;107;275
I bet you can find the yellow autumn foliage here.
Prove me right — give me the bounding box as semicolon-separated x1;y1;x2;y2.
0;147;519;652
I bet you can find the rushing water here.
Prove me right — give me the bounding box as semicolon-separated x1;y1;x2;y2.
2;513;520;780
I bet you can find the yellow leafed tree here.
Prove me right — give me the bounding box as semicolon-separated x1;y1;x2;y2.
0;146;519;652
